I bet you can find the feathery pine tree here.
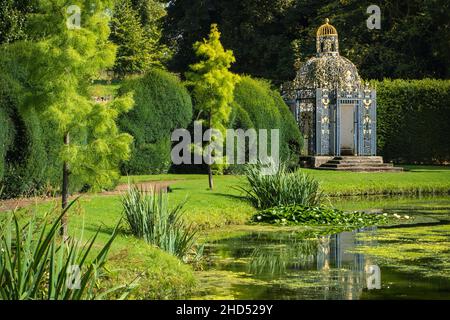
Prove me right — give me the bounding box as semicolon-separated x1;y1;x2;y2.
23;0;134;238
186;24;240;190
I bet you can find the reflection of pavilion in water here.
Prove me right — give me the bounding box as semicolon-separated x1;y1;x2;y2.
315;227;379;299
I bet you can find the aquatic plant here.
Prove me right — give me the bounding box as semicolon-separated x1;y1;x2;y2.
239;162;324;209
121;185;199;261
252;205;390;227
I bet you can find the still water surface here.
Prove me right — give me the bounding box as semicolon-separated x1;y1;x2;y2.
192;196;450;299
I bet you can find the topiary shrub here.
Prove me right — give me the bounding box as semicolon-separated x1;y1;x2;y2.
0;95;13;182
0;73;15;183
228;101;254;131
233;77;281;131
0;108;12;181
119;68;193;175
0;72;50;198
125;138;172;175
2;107;49;198
270;90;302;166
229;76;302;171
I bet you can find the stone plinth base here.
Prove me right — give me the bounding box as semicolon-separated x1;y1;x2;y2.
300;156;403;172
300;156;334;168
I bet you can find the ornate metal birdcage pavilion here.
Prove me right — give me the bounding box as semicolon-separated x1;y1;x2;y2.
283;19;377;159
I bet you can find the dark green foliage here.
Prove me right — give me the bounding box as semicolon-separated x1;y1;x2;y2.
2;107;47;197
228;102;254;131
0;73;59;198
0;76;88;198
234;77;281;130
0;0;37;44
165;0;450;82
252;205;389;227
111;0;169;77
125;138;172;175
270;90;302;164
0;86;14;181
0;109;11;180
119;69;193;174
165;0;299;82
376;79;450;163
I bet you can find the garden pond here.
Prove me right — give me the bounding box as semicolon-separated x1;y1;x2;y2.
191;195;450;299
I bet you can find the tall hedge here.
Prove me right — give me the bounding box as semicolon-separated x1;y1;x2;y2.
231;76;302;164
376;79;450;163
119;68;193;174
2;108;48;197
0;103;12;182
0;73;59;198
0;74;16;182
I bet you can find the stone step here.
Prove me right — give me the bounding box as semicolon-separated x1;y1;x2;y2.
333;156;383;161
327;159;384;165
321;163;394;168
317;166;403;172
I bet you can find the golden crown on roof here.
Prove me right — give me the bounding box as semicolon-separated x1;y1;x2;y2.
317;18;338;37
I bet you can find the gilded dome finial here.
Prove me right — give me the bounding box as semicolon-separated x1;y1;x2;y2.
317;18;338;37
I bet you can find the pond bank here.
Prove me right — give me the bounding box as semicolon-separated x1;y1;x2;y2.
4;170;449;299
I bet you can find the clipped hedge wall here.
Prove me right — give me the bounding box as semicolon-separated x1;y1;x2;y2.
0;104;12;181
0;70;61;198
231;76;302;164
0;72;59;199
119;68;193;174
2;107;48;197
376;79;450;163
0;74;15;182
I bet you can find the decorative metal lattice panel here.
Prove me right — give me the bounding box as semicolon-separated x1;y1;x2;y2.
295;88;316;155
359;88;377;155
315;88;335;155
283;85;377;157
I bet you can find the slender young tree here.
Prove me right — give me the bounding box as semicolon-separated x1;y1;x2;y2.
23;0;134;238
186;24;240;190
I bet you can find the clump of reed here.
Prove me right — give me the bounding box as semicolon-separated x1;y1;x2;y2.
239;162;324;210
0;200;125;300
121;186;199;261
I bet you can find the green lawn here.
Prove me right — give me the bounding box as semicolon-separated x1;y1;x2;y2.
10;165;450;299
117;165;450;228
304;165;450;196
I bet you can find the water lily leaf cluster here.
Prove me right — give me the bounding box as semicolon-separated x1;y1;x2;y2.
252;205;391;227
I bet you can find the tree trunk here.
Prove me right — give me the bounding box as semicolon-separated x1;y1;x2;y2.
60;132;70;240
207;113;214;190
208;164;214;190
